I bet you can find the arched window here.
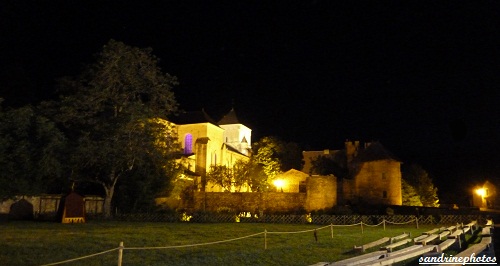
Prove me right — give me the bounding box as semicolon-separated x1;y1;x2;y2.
184;134;193;154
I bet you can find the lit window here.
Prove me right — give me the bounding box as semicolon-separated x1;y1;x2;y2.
184;134;192;154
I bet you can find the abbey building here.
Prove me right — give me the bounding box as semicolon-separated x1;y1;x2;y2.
164;108;403;212
169;108;251;192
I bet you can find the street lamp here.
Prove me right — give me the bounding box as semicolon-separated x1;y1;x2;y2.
476;188;486;197
273;179;285;192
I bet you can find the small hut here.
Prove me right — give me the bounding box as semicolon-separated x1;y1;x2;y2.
61;192;85;223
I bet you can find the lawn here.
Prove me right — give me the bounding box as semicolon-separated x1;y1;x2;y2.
0;221;443;266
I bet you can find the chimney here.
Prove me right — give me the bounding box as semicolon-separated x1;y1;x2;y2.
345;140;360;163
345;140;353;163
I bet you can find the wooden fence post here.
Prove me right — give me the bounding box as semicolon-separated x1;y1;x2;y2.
415;217;419;229
118;241;123;266
264;229;267;250
361;222;364;234
330;224;334;239
383;219;386;231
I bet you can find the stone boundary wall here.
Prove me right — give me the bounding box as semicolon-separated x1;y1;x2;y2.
192;192;307;213
0;195;104;218
306;176;337;211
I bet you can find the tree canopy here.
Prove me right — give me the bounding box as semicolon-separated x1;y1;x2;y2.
309;150;348;179
252;136;303;176
51;39;180;216
0;103;67;198
401;178;423;206
402;164;439;207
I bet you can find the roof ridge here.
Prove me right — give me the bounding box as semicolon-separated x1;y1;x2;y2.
218;108;240;125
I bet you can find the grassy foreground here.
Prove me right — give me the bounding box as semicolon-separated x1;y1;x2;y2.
0;221;439;266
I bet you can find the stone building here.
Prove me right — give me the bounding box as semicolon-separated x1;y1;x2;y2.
177;141;402;214
161;109;403;212
302;140;402;206
168;108;251;192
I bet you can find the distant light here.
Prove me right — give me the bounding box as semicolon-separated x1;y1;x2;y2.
273;179;285;189
476;188;486;197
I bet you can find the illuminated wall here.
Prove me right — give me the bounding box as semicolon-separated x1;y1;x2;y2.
306;175;337;211
350;160;402;205
219;124;252;156
273;169;308;192
302;141;403;206
192;192;307;213
176;123;225;174
174;115;252;193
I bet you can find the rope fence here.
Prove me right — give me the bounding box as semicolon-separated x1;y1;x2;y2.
39;217;423;266
40;247;120;266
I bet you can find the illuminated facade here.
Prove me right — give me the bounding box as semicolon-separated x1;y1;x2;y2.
302;141;403;206
170;109;251;192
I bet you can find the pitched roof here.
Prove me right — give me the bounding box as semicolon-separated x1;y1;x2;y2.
170;109;218;125
352;141;400;163
222;143;249;157
218;108;240;125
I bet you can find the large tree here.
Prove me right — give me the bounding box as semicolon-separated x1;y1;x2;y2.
53;40;180;217
251;137;283;179
403;164;439;207
309;150;348;179
206;165;235;192
205;159;266;192
0;102;67;198
252;136;303;177
401;179;423;206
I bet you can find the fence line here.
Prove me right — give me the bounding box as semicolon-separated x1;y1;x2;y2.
362;221;386;227
39;247;119;266
124;231;265;250
266;224;331;234
385;219;416;225
331;222;362;227
39;214;489;266
100;213;487;225
39;218;421;266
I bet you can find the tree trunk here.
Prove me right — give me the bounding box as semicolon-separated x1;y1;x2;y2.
103;185;115;218
102;171;119;218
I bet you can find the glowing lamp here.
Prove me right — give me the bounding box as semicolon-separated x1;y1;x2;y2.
476;188;485;197
273;179;285;189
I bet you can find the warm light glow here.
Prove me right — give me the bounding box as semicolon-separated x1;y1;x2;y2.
273;179;285;188
476;188;486;197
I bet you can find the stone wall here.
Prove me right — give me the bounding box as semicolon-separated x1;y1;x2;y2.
0;195;60;216
193;192;307;213
192;177;338;214
306;175;337;211
0;195;104;219
354;160;402;205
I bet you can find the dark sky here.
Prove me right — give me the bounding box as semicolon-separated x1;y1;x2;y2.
1;1;500;198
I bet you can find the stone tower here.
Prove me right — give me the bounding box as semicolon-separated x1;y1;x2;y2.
218;108;252;156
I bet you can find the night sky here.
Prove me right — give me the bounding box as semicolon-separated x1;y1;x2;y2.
1;1;499;200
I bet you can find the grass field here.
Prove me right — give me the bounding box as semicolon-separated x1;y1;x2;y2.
0;221;448;266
